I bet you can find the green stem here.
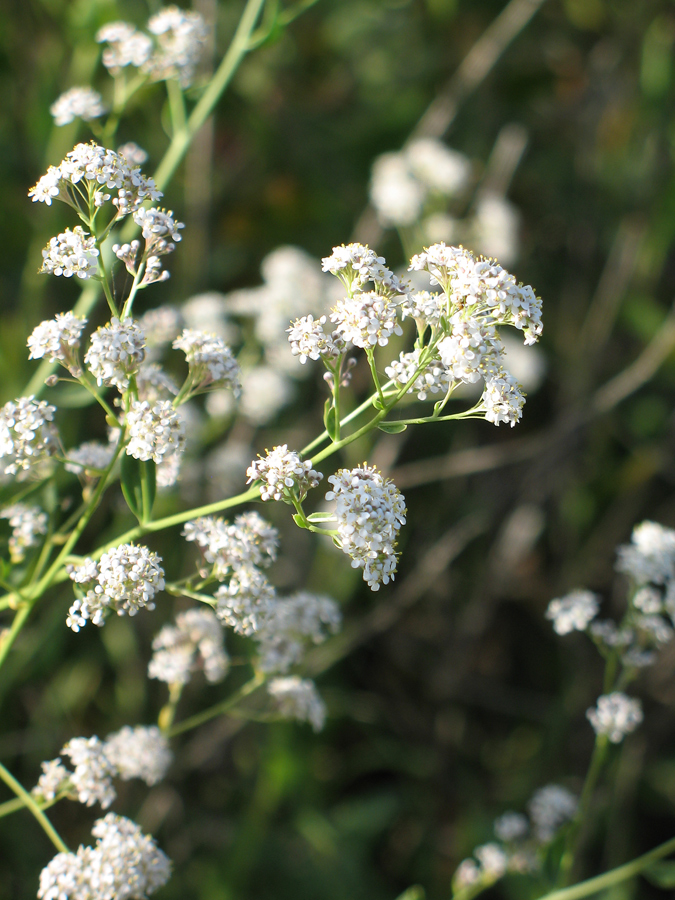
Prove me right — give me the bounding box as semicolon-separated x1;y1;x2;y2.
366;347;386;407
96;253;119;318
166;78;187;135
0;761;68;853
538;833;675;900
559;735;609;884
169;671;266;737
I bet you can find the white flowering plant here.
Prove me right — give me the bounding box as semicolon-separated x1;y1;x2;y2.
2;3;675;900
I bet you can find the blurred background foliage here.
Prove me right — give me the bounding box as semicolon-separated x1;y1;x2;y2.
2;0;675;898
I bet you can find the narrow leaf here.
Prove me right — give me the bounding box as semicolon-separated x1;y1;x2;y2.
378;421;407;434
293;513;309;529
324;400;339;442
120;454;156;523
644;861;675;888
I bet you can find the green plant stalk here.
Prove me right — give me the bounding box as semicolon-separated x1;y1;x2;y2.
537;833;675;900
0;760;68;853
169;671;266;736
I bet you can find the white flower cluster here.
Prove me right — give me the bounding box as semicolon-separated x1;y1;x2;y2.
97;5;208;88
84;317;146;391
65;440;116;476
133;207;184;254
617;520;675;587
40;226;99;279
400;290;445;330
326;465;407;591
255;591;341;673
370;138;471;227
546;589;600;636
322;243;408;296
586;692;643;743
28;311;87;375
38;813;171;900
247;445;322;502
29;141;161;215
33;726;172;810
330;290;403;349
0;503;48;563
66;543;165;631
267;676;326;731
173;329;241;396
136;363;179;403
410;243;542;345
480;371;526;427
528;784;578;843
50;86;106;126
183;512;279;634
385;349;451;401
0;395;58;477
125;399;185;464
287;314;342;363
148;607;229;685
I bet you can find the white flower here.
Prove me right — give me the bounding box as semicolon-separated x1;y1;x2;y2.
633;586;663;614
118;142;148;165
183;512;278;580
474;843;508;879
247;445;322;502
41;227;99;279
61;736;116;808
97;21;153;72
385;349;451;401
0;395;58;477
104;725;172;786
326;465;407;591
50;87;106;126
400;290;445;330
437;316;501;384
66;544;165;630
136;363;179;402
215;567;277;635
239;365;292;424
65;441;115;476
481;370;525;427
255;591;341;673
322;243;408;295
369;151;425;227
453;859;481;889
587;692;643;743
38;813;171;900
149;607;229;685
125;399;185;464
494;811;529;842
528;785;577;843
140;305;185;349
133;207;184;254
616;520;675;586
32;759;71;803
267;676;326;731
27;311;87;375
145;5;209;88
84;317;146;391
471;193;520;266
404;138;471;195
330;291;403;349
0;503;47;563
546;589;600;635
287;314;342;363
28;166;63;205
173;329;241;395
589;619;633;648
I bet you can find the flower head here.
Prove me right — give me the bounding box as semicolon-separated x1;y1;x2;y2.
0;396;58;477
50;87;106;126
247;445;322;502
104;725;172;786
28;311;87;375
0;503;48;563
84;317;146;391
173;329;241;396
40;227;99;279
267;676;326;731
149;607;229;685
546;589;600;635
125;399;185;464
586;692;643;743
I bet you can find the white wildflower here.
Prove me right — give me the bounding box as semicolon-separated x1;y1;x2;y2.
437;315;501;384
104;725;172;786
268;676;326;731
616;520;675;586
453;859;481;889
633;586;663;614
140;305;184;349
173;329;241;395
215;567;277;635
149;607;228;685
133;207;184;255
326;465;406;591
482;370;526;427
385;349;452;401
145;5;209;88
28;165;63;205
494;811;529;842
0;395;58;477
247;445;322;502
50;87;106;126
117;142;148;165
136;363;179;402
587;692;643;743
65;441;115;476
322;243;407;295
183;512;278;579
287;314;341;363
0;503;47;563
400;290;445;330
41;227;99;279
546;589;600;635
474;843;508;879
38;813;171;900
125;400;185;464
369;152;425;227
239;365;292;424
84;317;146;391
27;311;87;375
528;785;577;843
255;591;341;673
330;291;402;349
97;21;153;72
32;759;71;803
589;619;634;648
405;138;471;195
61;736;116;809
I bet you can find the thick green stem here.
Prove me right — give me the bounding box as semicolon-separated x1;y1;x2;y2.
0;761;68;853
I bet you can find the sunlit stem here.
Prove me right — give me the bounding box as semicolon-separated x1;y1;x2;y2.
0;761;68;853
169;671;266;737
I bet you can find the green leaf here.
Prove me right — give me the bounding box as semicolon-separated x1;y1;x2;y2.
644;861;675;888
378;421;407;434
372;397;385;410
120;454;156;524
307;511;335;523
324;400;339;442
292;513;309;529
